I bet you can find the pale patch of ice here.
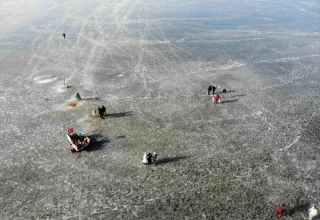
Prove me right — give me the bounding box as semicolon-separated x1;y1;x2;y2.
0;97;6;102
207;61;246;72
56;86;72;93
255;54;319;64
77;115;90;123
34;75;57;84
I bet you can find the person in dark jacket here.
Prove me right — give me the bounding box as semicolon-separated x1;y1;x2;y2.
147;153;152;164
212;85;217;94
101;105;106;116
98;107;104;119
75;93;81;100
208;85;213;95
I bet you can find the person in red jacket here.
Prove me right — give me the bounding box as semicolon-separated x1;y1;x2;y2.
275;203;286;218
213;93;221;103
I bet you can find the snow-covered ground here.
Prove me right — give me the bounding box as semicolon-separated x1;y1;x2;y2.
1;0;320;219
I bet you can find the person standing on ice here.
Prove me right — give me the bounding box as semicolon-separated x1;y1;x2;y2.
63;33;66;39
152;152;157;166
98;107;104;119
309;204;318;220
275;203;286;219
101;105;106;116
212;85;217;94
208;85;213;95
142;152;148;165
147;152;152;164
213;93;221;103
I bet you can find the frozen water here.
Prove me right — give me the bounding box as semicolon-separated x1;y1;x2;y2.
1;0;320;219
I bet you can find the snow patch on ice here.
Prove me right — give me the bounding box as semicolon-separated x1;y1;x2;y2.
77;115;90;123
34;75;57;84
255;55;319;64
56;85;72;93
0;97;7;103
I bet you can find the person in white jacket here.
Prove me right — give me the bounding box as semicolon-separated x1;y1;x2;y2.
309;204;318;220
142;152;148;165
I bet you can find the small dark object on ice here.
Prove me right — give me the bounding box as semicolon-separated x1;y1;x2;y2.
222;89;227;94
63;33;66;39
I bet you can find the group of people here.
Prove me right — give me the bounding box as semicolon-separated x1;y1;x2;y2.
208;85;227;103
142;152;157;166
73;93;106;119
98;105;107;119
275;203;318;220
208;85;217;95
68;130;91;152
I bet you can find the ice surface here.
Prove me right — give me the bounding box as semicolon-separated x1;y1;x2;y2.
0;0;320;219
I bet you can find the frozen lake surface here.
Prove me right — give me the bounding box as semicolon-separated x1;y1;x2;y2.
1;0;320;219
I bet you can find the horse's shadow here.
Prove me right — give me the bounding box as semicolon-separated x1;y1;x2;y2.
84;134;110;152
105;111;133;118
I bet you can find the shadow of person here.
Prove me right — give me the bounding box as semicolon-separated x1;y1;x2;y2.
286;202;310;216
221;99;239;104
156;156;188;165
225;90;236;93
231;94;247;98
84;97;101;101
84;134;110;152
105;111;133;118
